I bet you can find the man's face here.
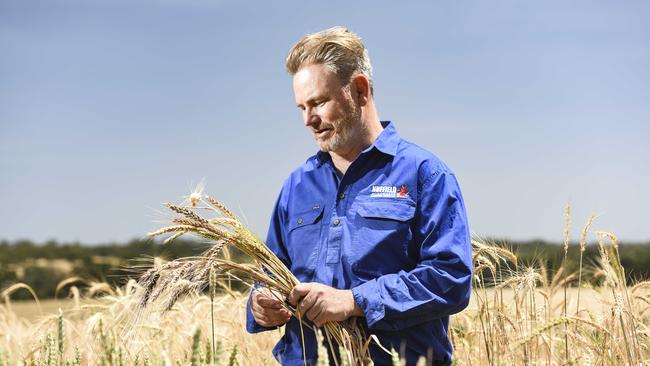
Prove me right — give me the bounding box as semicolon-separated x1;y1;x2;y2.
293;64;362;154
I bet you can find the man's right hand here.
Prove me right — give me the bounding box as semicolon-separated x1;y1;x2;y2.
250;287;292;327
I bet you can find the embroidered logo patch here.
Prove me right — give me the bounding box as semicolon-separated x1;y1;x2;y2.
397;184;409;198
370;185;396;197
370;184;409;198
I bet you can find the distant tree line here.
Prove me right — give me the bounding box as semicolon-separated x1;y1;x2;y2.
506;238;650;281
0;238;648;300
0;238;209;300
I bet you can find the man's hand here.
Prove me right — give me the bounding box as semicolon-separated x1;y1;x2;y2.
289;283;364;327
250;287;291;327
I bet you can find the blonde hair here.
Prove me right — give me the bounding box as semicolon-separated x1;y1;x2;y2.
286;26;374;94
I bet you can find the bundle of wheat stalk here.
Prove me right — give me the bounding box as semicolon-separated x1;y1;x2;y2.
142;193;374;366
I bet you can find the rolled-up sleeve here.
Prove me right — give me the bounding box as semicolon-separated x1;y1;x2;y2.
351;171;472;330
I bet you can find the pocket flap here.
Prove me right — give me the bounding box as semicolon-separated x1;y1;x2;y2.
288;204;324;231
356;199;415;222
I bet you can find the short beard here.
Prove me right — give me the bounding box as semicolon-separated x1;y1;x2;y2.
319;95;362;153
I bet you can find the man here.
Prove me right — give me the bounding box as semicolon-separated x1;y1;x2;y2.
246;26;472;366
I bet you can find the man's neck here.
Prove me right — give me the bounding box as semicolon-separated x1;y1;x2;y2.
329;118;383;176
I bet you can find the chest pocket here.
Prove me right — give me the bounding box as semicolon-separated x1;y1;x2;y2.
286;204;324;279
352;198;416;279
356;199;415;221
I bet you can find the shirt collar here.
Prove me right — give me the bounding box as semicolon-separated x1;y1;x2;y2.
316;120;400;167
371;121;400;157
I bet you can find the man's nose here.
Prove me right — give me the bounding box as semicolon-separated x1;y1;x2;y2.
303;108;320;127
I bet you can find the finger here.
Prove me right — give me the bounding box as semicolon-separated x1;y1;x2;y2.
263;288;287;303
312;304;330;327
268;287;286;299
252;300;287;317
272;308;289;318
289;283;311;305
250;303;266;320
254;309;290;327
313;313;325;327
257;297;283;309
256;299;289;314
254;287;275;299
251;289;264;305
250;299;279;314
273;309;291;323
306;299;324;323
256;314;275;327
251;306;269;325
279;310;291;323
254;288;285;307
297;291;316;317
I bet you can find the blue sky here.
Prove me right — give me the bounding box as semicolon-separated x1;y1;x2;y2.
1;0;649;244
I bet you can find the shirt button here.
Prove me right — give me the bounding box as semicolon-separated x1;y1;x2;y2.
333;218;340;226
297;218;303;224
339;192;346;199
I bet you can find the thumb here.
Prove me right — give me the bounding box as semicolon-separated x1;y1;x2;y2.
289;283;311;305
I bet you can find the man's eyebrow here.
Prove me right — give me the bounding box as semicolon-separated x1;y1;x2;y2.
308;95;327;105
296;96;319;108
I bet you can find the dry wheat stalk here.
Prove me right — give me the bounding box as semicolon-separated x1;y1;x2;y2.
141;193;372;365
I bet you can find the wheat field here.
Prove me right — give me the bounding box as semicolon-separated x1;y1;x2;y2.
1;204;649;365
0;241;648;365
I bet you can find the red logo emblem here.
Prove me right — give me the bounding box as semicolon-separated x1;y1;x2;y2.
397;184;408;198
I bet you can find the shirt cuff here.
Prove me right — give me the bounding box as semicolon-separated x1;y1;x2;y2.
351;279;385;328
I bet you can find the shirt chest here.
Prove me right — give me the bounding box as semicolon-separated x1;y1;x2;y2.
283;155;420;285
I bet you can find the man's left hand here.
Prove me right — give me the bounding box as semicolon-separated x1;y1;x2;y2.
288;283;364;327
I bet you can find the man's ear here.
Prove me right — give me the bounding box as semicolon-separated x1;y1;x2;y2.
351;74;371;107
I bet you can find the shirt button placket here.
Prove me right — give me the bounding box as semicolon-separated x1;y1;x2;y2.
326;216;342;264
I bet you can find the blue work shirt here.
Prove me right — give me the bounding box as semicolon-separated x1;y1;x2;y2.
246;121;472;366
